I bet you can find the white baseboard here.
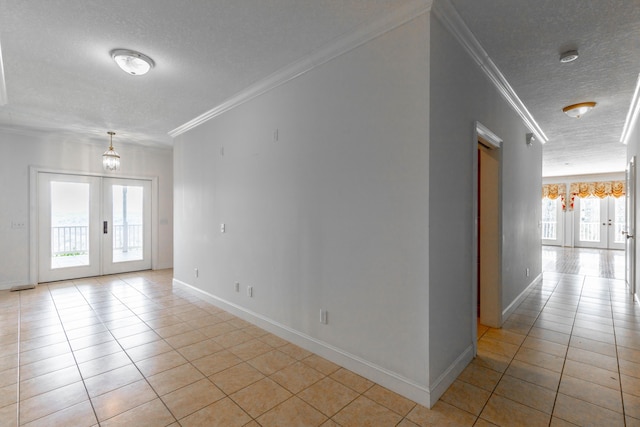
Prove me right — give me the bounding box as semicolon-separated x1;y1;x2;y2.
0;281;33;291
428;344;474;406
173;278;433;407
502;272;543;321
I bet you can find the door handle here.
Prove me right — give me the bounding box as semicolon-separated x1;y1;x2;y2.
103;221;108;234
627;234;634;239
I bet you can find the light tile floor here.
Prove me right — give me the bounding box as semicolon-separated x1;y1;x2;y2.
0;247;638;426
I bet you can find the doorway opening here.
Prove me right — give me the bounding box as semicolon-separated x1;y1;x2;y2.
472;121;503;349
477;140;501;328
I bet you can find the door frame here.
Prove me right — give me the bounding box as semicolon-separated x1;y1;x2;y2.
626;156;636;298
29;166;159;284
471;121;503;355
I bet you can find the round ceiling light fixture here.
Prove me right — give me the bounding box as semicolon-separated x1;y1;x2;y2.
110;49;155;76
562;101;596;118
560;49;579;63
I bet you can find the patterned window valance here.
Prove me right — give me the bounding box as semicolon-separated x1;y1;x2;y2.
569;181;625;199
542;183;567;210
543;181;625;211
569;181;625;210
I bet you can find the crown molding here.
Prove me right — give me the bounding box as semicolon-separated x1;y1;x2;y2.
432;0;548;144
0;39;8;105
621;73;640;145
169;0;433;138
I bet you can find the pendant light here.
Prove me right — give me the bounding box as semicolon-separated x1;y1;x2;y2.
102;131;120;171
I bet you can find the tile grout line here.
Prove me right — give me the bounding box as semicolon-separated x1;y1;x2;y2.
467;274;562;426
120;280;259;425
609;278;627;426
546;274;584;426
498;274;561;426
43;282;104;427
80;274;280;425
16;291;22;427
71;275;176;425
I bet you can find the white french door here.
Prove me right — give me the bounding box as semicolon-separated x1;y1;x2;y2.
102;178;152;275
542;197;563;246
38;173;152;282
574;196;625;250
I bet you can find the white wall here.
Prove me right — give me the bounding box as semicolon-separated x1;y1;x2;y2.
428;10;542;388
0;129;173;289
174;14;432;404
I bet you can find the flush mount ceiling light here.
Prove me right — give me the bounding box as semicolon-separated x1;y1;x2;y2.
560;49;579;63
110;49;154;76
562;102;596;118
102;131;120;171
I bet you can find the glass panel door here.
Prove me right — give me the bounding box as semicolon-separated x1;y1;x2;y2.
102;178;152;275
575;196;625;250
542;197;562;246
608;196;626;250
578;197;601;246
38;173;152;282
38;173;101;282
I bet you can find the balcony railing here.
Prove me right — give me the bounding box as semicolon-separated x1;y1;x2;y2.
113;224;143;252
52;224;142;256
542;222;557;240
52;226;88;256
579;222;600;242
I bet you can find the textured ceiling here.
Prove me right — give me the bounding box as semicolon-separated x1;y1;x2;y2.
1;0;639;177
450;0;640;177
0;0;406;146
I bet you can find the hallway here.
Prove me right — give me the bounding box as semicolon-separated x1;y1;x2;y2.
445;246;639;426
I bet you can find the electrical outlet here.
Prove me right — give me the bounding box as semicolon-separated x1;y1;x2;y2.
235;282;240;292
220;223;226;233
195;268;199;278
247;286;253;297
526;268;530;277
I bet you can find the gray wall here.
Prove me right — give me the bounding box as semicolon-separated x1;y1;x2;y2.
174;14;433;403
428;14;542;385
174;7;543;406
0;129;174;289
